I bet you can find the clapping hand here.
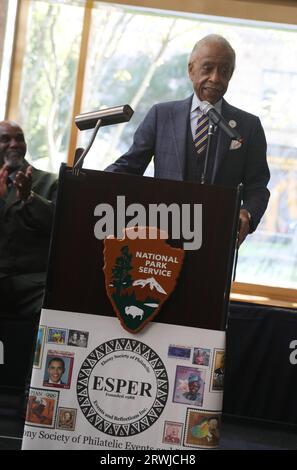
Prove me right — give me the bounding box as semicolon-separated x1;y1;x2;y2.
14;165;33;201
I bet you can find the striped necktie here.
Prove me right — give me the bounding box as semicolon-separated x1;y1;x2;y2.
194;111;209;155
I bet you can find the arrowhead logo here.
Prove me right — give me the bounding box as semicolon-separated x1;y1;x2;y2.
103;227;184;333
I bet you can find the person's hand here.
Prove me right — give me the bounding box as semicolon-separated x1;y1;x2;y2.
0;164;9;199
238;209;251;246
14;165;32;201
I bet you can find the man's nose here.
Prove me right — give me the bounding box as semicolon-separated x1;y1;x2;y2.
209;68;221;82
9;138;19;148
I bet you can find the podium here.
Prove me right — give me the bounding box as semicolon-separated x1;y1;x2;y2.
46;165;239;329
22;165;240;450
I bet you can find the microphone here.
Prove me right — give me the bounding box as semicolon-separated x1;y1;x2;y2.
75;104;134;130
200;101;243;143
73;104;134;173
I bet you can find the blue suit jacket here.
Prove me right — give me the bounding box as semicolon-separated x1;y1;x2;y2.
105;96;270;231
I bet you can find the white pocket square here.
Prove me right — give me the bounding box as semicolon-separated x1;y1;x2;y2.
229;140;242;150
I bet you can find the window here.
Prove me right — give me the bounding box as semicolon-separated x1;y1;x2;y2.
15;0;85;172
0;0;17;118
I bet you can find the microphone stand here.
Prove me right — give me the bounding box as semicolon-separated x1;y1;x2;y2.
72;118;102;176
200;121;216;185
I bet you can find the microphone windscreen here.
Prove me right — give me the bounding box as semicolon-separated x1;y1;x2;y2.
75;105;134;130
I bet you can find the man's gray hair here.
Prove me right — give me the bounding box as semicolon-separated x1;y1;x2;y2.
189;34;236;70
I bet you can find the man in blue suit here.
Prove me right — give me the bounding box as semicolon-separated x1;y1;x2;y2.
106;34;270;245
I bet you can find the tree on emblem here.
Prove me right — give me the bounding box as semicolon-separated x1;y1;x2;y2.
111;246;133;297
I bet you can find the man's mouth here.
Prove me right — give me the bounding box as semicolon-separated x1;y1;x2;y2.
6;151;23;158
4;153;23;169
204;87;222;94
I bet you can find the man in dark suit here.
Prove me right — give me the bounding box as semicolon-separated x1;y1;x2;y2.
0;120;58;318
105;34;270;245
44;357;66;386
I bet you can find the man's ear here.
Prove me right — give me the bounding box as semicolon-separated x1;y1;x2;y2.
188;61;193;80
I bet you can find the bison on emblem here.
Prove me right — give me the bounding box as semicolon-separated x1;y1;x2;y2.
125;305;144;320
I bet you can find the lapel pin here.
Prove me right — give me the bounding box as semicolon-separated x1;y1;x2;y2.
228;120;237;128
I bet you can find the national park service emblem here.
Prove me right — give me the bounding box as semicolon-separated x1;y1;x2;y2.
103;227;184;333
